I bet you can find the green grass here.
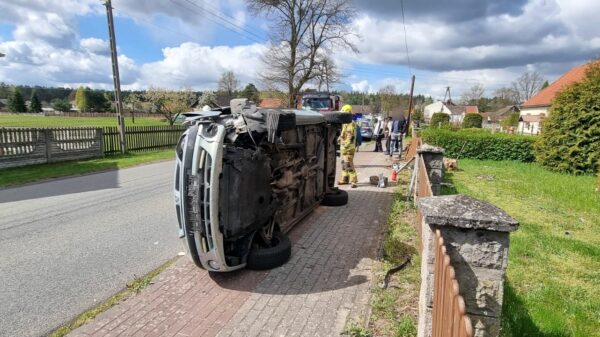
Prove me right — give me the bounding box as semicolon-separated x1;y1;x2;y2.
0;149;175;188
0;115;168;127
49;257;179;337
445;160;600;337
369;172;420;337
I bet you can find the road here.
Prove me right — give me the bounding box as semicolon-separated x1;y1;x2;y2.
0;161;182;337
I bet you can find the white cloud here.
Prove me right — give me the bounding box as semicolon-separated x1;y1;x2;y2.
134;42;267;90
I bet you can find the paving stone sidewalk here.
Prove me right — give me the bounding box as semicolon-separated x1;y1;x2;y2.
68;145;397;337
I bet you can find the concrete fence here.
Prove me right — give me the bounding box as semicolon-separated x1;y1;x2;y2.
414;143;519;337
0;127;103;169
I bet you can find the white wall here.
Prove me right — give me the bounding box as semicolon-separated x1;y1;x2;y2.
424;101;452;120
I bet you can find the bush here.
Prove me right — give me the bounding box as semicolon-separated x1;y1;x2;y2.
430;112;450;127
462;113;482;128
501;112;520;129
535;61;600;174
421;128;535;162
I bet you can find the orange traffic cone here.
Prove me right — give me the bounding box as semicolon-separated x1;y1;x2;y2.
390;170;398;182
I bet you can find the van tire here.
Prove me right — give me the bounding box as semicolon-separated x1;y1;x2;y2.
246;232;292;270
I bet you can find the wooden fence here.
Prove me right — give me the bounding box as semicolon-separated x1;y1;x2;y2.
0;127;103;169
405;136;422;162
432;229;473;337
103;125;185;155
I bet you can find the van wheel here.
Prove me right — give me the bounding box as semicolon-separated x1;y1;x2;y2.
324;112;353;124
322;189;348;206
246;232;292;270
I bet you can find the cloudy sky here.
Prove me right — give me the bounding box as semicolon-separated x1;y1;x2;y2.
0;0;598;99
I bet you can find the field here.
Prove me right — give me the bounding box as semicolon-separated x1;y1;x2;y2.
0;115;168;127
445;160;600;337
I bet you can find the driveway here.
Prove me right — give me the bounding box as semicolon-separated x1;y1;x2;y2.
68;147;396;337
0;161;181;337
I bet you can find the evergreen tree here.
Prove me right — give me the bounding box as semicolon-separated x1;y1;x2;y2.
8;89;27;113
30;91;42;113
239;83;260;103
75;86;87;112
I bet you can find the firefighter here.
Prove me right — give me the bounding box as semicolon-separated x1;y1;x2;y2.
338;104;358;188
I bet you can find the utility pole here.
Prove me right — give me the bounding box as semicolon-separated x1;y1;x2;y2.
405;75;416;135
104;0;126;154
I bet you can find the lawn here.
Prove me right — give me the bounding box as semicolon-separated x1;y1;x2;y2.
0;115;168;127
0;149;175;188
444;160;600;337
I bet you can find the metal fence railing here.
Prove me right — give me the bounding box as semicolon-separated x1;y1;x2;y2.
103;125;184;155
432;229;473;337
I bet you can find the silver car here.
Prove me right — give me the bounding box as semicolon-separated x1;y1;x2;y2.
174;99;351;272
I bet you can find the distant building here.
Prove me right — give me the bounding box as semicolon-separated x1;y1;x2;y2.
481;105;520;130
519;62;592;134
423;100;478;124
259;98;285;108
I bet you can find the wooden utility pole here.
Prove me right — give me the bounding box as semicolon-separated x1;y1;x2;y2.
104;0;126;153
405;75;416;134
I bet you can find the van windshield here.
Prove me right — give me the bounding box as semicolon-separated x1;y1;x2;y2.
302;98;331;110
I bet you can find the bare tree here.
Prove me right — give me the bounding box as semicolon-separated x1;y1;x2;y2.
494;86;520;105
218;71;240;101
314;55;341;92
248;0;357;107
461;84;485;106
511;71;545;103
145;87;196;125
378;85;400;117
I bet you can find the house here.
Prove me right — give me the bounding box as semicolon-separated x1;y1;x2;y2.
519;62;592;134
259;98;285;108
481;105;520;130
424;100;478;124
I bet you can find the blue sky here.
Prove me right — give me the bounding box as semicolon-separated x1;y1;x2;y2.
0;0;598;99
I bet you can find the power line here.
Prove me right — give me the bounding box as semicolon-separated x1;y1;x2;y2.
400;0;412;76
170;0;266;44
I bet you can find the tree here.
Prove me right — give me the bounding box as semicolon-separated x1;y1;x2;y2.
86;89;111;112
461;84;485;108
378;85;400;117
511;71;545;103
535;61;600;174
124;92;142;123
314;55;340;92
8;89;27;113
248;0;356;107
430;112;450;127
75;86;87;112
541;80;549;90
501;112;520;129
239;83;261;103
493;87;520;106
51;98;71;112
199;91;217;107
29;90;42;113
218;71;240;102
145;87;196;125
462;113;483;128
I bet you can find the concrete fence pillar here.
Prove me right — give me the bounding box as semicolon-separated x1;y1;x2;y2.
417;194;519;337
417;144;444;196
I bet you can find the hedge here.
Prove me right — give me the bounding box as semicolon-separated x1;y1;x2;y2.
421;128;535;162
430;112;450;127
462;113;482;128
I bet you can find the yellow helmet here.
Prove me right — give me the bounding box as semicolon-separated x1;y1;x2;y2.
341;104;353;113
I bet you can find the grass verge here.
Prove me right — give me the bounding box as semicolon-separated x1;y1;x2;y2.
368;171;421;337
0;115;168;127
0;149;175;188
445;159;600;337
49;257;179;337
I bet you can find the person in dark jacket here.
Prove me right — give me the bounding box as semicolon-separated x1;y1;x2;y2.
389;116;406;157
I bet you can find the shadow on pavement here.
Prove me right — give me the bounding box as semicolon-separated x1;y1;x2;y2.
211;188;394;295
0;164;120;203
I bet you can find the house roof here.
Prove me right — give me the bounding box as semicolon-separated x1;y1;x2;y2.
465;106;479;114
520;114;544;123
259;98;285;108
522;62;593;108
446;104;478;115
481;105;520;120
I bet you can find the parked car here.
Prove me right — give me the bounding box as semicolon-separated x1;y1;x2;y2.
360;120;374;140
174;99;352;272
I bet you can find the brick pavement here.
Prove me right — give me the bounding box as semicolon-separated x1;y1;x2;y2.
68;145;397;337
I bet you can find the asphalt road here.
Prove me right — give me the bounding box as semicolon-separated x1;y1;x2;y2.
0;161;182;337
